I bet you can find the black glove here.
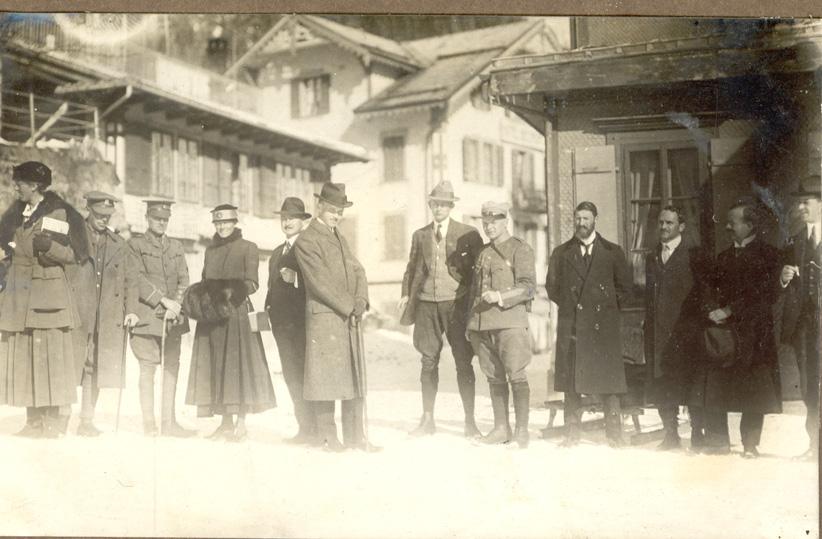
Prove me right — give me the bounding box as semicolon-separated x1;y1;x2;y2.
32;232;52;253
352;297;367;318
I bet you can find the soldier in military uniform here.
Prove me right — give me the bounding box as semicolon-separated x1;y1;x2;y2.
467;201;536;448
128;200;194;437
74;192;139;436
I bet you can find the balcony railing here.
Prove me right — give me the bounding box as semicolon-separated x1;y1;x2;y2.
2;16;263;116
1;88;98;144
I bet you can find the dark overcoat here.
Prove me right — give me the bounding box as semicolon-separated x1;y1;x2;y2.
294;218;368;401
265;239;305;330
779;228;821;344
691;238;782;414
643;241;707;404
547;233;632;395
400;218;483;325
71;222;135;388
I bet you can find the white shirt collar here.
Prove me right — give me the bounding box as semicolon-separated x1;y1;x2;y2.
661;235;682;252
734;234;756;249
433;218;450;238
22;199;41;218
285;234;299;247
578;231;596;254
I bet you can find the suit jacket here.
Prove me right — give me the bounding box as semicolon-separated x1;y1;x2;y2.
643;240;707;404
779;228;821;344
294;218;368;401
265;239;305;331
547;233;632;394
400;218;482;326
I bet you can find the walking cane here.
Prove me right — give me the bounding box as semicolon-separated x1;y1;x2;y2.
115;320;132;433
352;316;372;447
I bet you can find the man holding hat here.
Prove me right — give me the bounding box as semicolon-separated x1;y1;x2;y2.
398;181;483;437
265;197;316;444
780;174;822;460
467;201;536;448
127;199;194;437
294;182;376;451
73;191;139;436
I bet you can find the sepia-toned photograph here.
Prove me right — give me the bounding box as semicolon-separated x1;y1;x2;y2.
0;8;818;538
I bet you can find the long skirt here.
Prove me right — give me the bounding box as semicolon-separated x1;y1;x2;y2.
185;302;276;417
0;329;78;407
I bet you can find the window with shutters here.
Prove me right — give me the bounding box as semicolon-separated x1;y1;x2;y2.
202;143;220;207
383;214;406;261
290;74;330;118
176;137;200;203
151;132;175;198
255;158;279;217
382;135;406;182
463;138;503;186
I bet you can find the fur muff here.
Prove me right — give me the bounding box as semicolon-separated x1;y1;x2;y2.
182;279;243;323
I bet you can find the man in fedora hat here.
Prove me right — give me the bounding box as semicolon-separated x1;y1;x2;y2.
398;180;483;437
780;174;822;460
294;182;377;451
127;199;194;437
73;191;139;436
265;197;316;444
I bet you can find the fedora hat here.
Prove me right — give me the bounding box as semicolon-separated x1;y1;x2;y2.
314;182;353;208
428;181;459;202
274;197;311;219
792;174;822;199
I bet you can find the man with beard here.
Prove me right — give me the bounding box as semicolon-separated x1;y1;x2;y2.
779;176;821;461
547;201;633;447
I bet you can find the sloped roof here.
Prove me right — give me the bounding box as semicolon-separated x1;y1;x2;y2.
355;19;546;114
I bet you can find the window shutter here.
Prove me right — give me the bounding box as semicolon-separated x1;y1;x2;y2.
202;143;220;207
320;74;330;114
124;130;152;196
290;79;300;118
495;145;504;186
572;145;619;243
463;139;477;183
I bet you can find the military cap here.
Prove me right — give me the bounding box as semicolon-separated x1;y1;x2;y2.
84;190;119;216
211;203;239;222
143;199;175;219
13;161;52;186
481;201;510;220
792;174;822;199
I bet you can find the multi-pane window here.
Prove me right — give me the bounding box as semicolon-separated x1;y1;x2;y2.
176;138;200;202
291;74;330;118
382;135;406;182
151;132;175;198
512;149;535;190
256;158;279;217
383;214;406;261
463;138;503;186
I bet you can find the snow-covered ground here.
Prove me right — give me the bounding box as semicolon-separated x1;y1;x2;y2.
0;328;817;538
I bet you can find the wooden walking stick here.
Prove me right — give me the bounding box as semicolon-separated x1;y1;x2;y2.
115;320;132;433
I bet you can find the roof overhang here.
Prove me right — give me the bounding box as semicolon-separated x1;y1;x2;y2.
55;77;369;166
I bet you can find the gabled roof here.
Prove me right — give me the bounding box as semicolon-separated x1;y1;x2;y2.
355;19;551;115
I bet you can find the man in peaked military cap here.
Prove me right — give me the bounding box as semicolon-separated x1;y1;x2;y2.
72;191;139;435
467;201;536;448
127;199;194;437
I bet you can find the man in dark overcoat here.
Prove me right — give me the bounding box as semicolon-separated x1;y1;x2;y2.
265;197;316;444
73;191;139;436
644;206;707;450
779;175;821;461
698;200;782;458
294;182;377;452
398;181;484;438
546;201;633;447
128;200;194;437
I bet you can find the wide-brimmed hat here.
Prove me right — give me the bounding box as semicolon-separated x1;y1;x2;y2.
792;174;822;199
274;197;311;219
84;190;119;216
13;161;52;187
211;204;239;222
428;181;459;203
314;182;353;208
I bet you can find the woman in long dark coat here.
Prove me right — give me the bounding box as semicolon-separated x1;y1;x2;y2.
0;161;88;437
185;204;276;440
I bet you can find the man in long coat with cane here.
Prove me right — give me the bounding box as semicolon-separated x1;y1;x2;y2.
294;182;378;452
72;191;139;435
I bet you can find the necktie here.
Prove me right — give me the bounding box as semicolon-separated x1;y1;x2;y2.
809;225;817;248
435;224;442;243
661;243;671;264
582;243;591;266
282;242;290;256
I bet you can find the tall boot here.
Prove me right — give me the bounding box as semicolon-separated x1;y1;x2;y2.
15;407;43;437
78;373;102;437
409;369;437;436
457;366;481;438
160;363;195;438
139;363;158;436
511;381;530;449
315;401;344;452
482;383;511;444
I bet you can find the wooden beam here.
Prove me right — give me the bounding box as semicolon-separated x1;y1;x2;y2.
26;101;68;145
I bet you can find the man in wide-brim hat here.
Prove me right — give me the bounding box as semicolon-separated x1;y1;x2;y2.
398;180;484;438
265;197;317;444
294;182;378;451
780;174;822;460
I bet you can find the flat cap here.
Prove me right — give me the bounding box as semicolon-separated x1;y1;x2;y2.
481;201;510;219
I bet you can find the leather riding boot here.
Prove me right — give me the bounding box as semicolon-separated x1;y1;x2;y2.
482;383;511;444
139;363;157;435
79;373;101;435
410;371;437;436
511;381;530;449
457;367;481;438
160;363;195;438
315;401;344;452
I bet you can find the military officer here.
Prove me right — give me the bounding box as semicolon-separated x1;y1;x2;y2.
467;201;536;448
75;191;139;436
128;199;194;437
